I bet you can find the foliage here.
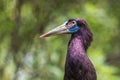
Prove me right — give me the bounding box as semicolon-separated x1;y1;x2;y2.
0;0;120;80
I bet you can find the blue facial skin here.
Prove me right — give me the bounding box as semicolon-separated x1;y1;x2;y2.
68;25;80;33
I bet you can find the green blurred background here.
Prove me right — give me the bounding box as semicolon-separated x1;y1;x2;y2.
0;0;120;80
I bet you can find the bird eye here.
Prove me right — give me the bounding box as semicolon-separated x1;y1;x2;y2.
72;21;76;24
67;21;76;28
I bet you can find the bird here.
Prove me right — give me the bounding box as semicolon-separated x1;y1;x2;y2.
40;18;97;80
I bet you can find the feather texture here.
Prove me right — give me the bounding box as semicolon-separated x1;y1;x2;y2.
64;18;97;80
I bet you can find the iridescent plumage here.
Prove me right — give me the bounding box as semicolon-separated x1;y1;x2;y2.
64;18;96;80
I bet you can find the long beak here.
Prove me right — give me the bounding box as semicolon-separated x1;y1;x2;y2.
40;23;68;38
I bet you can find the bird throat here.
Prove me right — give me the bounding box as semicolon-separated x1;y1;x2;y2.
68;33;86;57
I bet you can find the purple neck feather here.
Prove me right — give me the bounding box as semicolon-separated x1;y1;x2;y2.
69;18;93;52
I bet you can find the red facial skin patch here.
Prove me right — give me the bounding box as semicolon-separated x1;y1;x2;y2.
67;22;74;27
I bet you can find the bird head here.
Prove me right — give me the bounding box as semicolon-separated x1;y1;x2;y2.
40;19;80;38
40;18;93;50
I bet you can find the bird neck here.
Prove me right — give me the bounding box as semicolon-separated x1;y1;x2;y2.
68;33;86;56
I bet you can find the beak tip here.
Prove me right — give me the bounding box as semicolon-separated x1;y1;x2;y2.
40;35;45;38
40;34;48;38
